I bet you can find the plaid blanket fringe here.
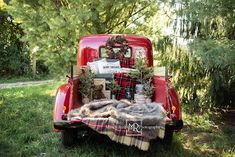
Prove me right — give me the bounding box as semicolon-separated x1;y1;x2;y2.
106;131;149;151
80;117;150;151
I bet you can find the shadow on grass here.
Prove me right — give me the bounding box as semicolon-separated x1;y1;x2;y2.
59;127;214;157
181;114;235;157
217;110;235;154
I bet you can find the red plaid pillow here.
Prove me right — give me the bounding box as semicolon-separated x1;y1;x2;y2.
120;58;134;68
114;73;136;100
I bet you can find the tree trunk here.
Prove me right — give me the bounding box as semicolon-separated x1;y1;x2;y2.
32;53;36;79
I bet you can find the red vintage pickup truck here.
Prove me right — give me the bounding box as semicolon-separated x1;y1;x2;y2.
53;34;183;149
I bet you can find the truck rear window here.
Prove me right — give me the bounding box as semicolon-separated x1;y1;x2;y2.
99;47;132;58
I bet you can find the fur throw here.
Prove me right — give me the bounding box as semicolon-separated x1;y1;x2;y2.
69;99;166;139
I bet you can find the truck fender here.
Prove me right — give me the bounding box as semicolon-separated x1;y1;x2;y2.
152;76;182;120
53;84;71;123
168;87;182;120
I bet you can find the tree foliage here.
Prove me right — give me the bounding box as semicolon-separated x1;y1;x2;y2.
4;0;234;109
156;0;235;109
7;0;158;74
0;1;31;76
176;0;235;40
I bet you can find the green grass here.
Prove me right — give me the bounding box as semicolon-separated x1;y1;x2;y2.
0;83;234;157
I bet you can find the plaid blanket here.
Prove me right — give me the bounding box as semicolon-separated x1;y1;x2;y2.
69;100;166;151
81;117;151;151
113;73;136;100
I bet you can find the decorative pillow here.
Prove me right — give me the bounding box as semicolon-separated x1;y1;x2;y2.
97;59;121;74
87;58;106;74
88;58;121;74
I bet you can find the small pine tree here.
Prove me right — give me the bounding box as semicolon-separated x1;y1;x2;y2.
107;79;121;94
78;67;95;98
128;57;153;84
143;79;154;98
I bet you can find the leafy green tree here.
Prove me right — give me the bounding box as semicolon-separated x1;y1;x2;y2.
7;0;158;74
0;1;31;76
156;0;235;109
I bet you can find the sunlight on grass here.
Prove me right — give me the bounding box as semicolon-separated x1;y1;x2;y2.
0;82;234;157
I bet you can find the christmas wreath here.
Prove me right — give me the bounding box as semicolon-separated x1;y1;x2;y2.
105;35;129;59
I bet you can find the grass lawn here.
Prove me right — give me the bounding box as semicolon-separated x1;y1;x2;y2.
0;82;234;157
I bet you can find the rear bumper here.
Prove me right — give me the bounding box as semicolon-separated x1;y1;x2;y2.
54;120;87;130
54;119;183;131
166;120;183;131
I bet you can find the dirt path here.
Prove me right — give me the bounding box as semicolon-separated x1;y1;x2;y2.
0;80;54;89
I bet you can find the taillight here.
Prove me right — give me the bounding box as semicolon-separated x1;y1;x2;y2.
62;106;66;113
171;105;176;114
